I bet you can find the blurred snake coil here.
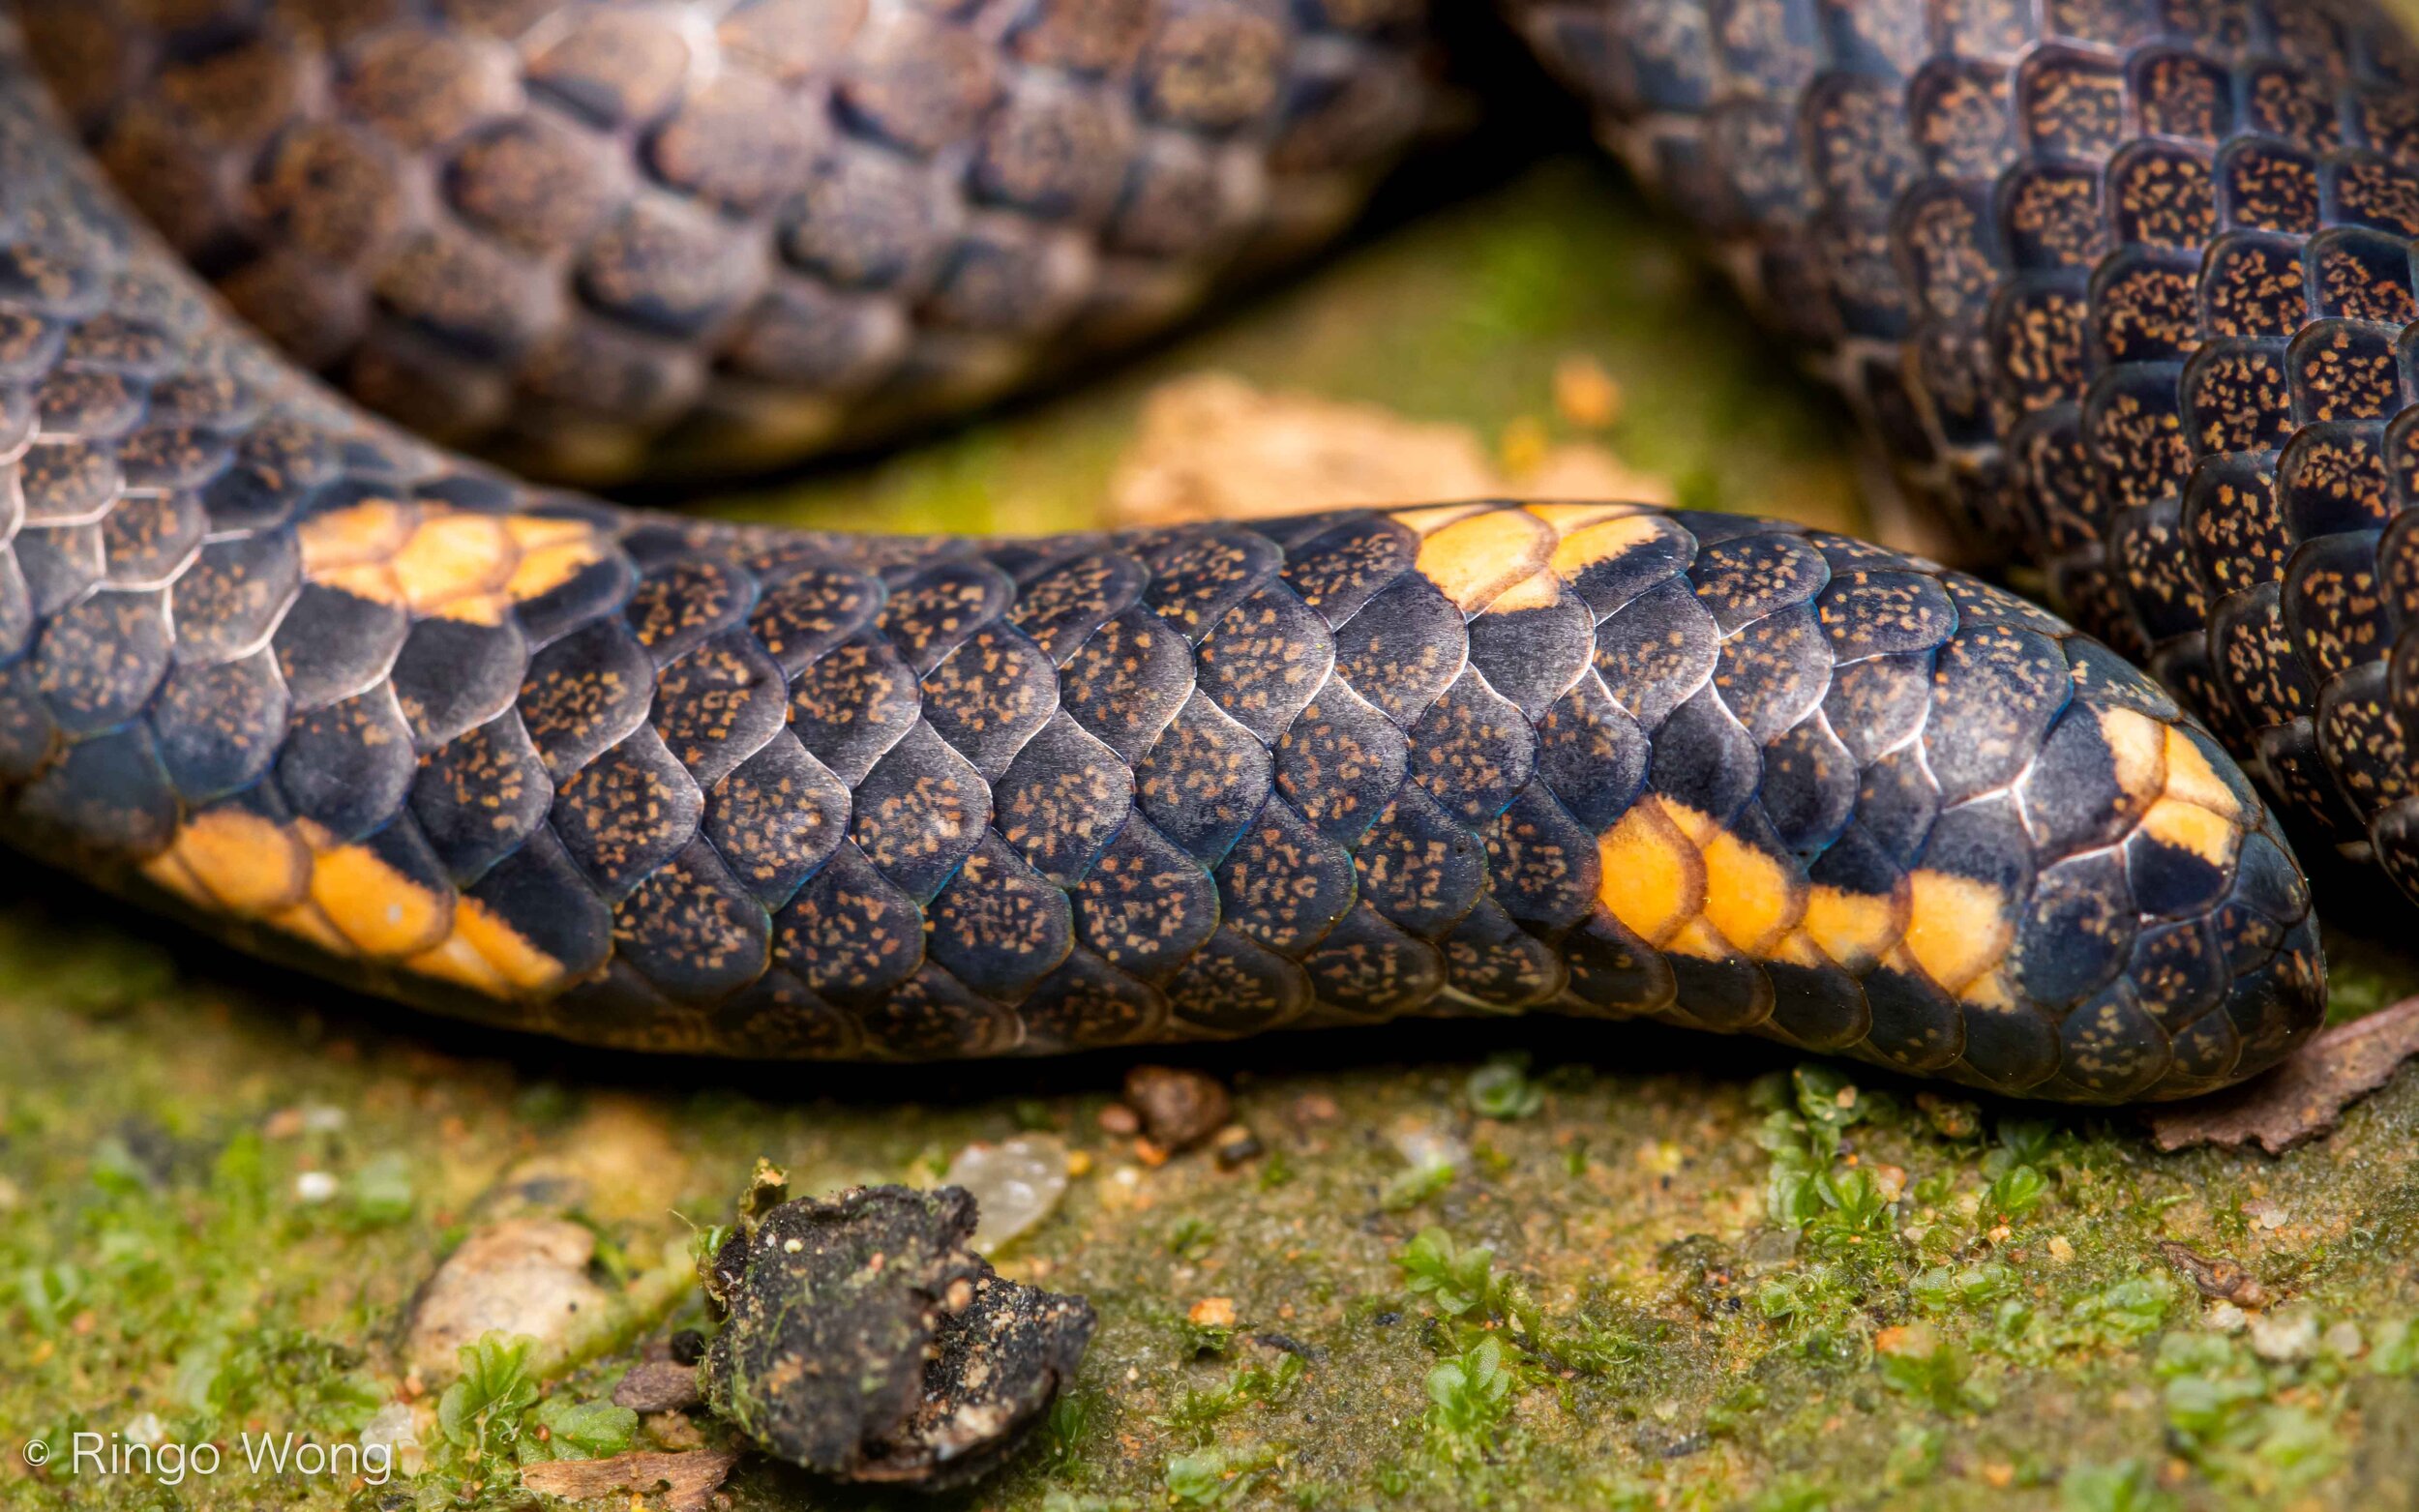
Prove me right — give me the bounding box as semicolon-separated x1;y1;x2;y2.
6;0;2408;1104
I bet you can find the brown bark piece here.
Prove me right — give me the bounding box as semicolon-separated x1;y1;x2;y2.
520;1448;739;1512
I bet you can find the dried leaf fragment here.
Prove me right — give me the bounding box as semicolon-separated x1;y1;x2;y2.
2146;997;2419;1155
2157;1241;2270;1307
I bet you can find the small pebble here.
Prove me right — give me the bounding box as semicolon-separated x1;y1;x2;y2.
1097;1105;1140;1138
1553;354;1623;428
2046;1235;2075;1263
361;1402;416;1447
293;1171;340;1203
1741;1228;1798;1274
1211;1126;1262;1170
1632;1140;1682;1176
1188;1296;1237;1328
2250;1307;2320;1364
1915;1093;1982;1141
1390;1124;1468;1177
2324;1320;2366;1359
1291;1094;1340;1126
646;1410;705;1450
944;1134;1070;1250
2204;1301;2249;1333
360;1401;422;1474
123;1412;164;1446
401;1217;610;1376
613;1360;702;1413
1123;1066;1232;1151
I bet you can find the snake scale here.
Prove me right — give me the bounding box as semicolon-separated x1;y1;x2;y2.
0;0;2386;1104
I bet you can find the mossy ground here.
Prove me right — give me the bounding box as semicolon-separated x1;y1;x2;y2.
9;153;2419;1512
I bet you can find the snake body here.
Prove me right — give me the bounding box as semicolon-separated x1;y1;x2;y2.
0;0;2360;1102
1514;0;2419;895
13;0;1433;482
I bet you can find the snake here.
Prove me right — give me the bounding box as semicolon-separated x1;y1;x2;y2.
0;0;2382;1106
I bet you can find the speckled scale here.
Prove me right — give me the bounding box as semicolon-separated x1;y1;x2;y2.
1274;677;1408;845
1353;783;1488;939
1592;577;1719;728
1214;794;1359;958
925;830;1075;1001
1156;926;1307;1038
1055;606;1193;763
412;713;554;881
771;840;924;1003
1133;689;1271;866
787;632;920;786
149;649;287;800
1534;669;1652;830
1465;594;1595;719
551;724;706;901
1196;582;1335;743
1333;572;1466;725
276;686;418;842
848;720;991;904
1071;815;1219;982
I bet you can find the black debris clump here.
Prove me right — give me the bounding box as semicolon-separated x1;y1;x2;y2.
697;1173;1095;1491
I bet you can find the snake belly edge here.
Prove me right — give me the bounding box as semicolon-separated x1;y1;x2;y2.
0;10;2324;1100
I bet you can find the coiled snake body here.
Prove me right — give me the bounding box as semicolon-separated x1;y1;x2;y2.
0;0;2386;1102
